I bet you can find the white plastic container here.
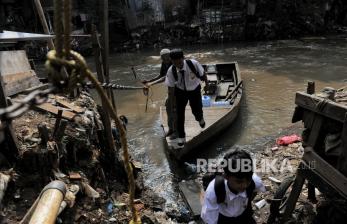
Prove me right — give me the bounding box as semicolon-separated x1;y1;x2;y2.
202;95;211;107
212;101;230;107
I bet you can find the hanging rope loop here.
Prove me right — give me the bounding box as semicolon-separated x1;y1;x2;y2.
49;0;141;223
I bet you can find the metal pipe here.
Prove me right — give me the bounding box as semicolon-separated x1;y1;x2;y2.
28;180;66;224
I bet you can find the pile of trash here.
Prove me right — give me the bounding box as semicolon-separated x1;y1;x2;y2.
0;91;173;223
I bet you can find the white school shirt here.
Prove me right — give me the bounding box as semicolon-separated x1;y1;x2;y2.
201;173;266;224
165;59;204;91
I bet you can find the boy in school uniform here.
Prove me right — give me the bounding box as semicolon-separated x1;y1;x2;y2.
201;150;266;224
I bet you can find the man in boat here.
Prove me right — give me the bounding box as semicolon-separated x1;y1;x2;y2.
142;48;177;138
165;49;208;146
201;149;265;224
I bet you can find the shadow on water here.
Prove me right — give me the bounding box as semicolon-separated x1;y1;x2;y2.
96;38;346;209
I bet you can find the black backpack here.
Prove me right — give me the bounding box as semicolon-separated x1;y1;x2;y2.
202;173;255;204
172;59;203;82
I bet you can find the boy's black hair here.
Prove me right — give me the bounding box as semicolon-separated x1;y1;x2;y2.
170;49;184;59
223;149;253;179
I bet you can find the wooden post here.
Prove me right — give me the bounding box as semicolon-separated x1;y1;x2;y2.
307;81;315;94
337;113;347;176
38;123;49;147
282;170;305;221
100;0;117;109
0;72;19;163
92;25;116;159
52;109;63;138
34;0;54;49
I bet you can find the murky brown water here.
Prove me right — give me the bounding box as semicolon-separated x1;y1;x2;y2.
100;38;346;207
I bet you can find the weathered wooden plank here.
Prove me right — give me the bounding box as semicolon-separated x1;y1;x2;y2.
92;25;116;155
163;106;231;143
307;115;324;149
2;71;41;96
0;70;19;163
0;50;31;74
295;92;347;122
282;170;305;221
0;51;41;96
337;113;347;176
303;147;347;198
21;83;50;95
55;98;85;114
178;180;204;218
298;162;345;198
34;103;76;120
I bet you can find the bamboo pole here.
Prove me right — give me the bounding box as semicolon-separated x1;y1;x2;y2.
34;0;54;49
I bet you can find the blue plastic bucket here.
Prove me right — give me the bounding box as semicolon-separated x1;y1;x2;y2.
202;95;211;107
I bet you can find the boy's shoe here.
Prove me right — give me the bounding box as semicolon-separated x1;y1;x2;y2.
177;138;186;147
199;118;206;128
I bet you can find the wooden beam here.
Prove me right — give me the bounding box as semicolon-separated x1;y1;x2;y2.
298;161;345;198
37;123;49;147
178;180;204;218
34;0;54;49
295;92;347;122
21;83;50;95
307;81;315;94
306;115;324;149
101;0;109;81
55;98;84;114
0;51;41;96
303;147;347;198
0;71;19;163
100;0;117;110
337;113;347;175
34;103;76;120
92;25;116;154
282;170;305;221
52;109;63;138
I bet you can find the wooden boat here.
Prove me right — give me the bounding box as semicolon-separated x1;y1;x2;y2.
160;62;243;159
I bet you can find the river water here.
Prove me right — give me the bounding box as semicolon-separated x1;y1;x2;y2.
104;38;346;210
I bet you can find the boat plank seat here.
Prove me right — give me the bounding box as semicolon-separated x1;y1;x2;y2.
216;83;234;98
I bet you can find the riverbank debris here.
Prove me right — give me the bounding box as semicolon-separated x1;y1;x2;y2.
0;91;173;223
